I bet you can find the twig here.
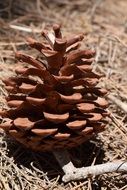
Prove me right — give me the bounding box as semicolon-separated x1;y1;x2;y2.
0;42;25;46
108;94;127;113
109;112;127;136
0;172;10;190
119;184;127;190
90;0;103;22
88;178;92;190
53;149;127;182
9;24;42;33
71;181;88;190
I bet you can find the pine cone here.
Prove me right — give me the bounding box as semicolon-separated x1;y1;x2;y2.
0;24;108;151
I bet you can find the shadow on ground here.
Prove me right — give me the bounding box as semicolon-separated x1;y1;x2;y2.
3;134;105;182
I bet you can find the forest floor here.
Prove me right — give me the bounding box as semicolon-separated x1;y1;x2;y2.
0;0;127;189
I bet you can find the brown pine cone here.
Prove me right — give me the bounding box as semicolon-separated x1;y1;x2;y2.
0;24;108;152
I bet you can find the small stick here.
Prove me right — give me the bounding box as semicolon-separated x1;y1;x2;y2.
53;149;127;182
109;111;127;135
9;24;42;33
108;94;127;113
53;149;76;176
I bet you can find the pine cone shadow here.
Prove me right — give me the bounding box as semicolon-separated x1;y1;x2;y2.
3;134;105;180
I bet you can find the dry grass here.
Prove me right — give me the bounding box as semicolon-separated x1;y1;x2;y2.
0;0;127;189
